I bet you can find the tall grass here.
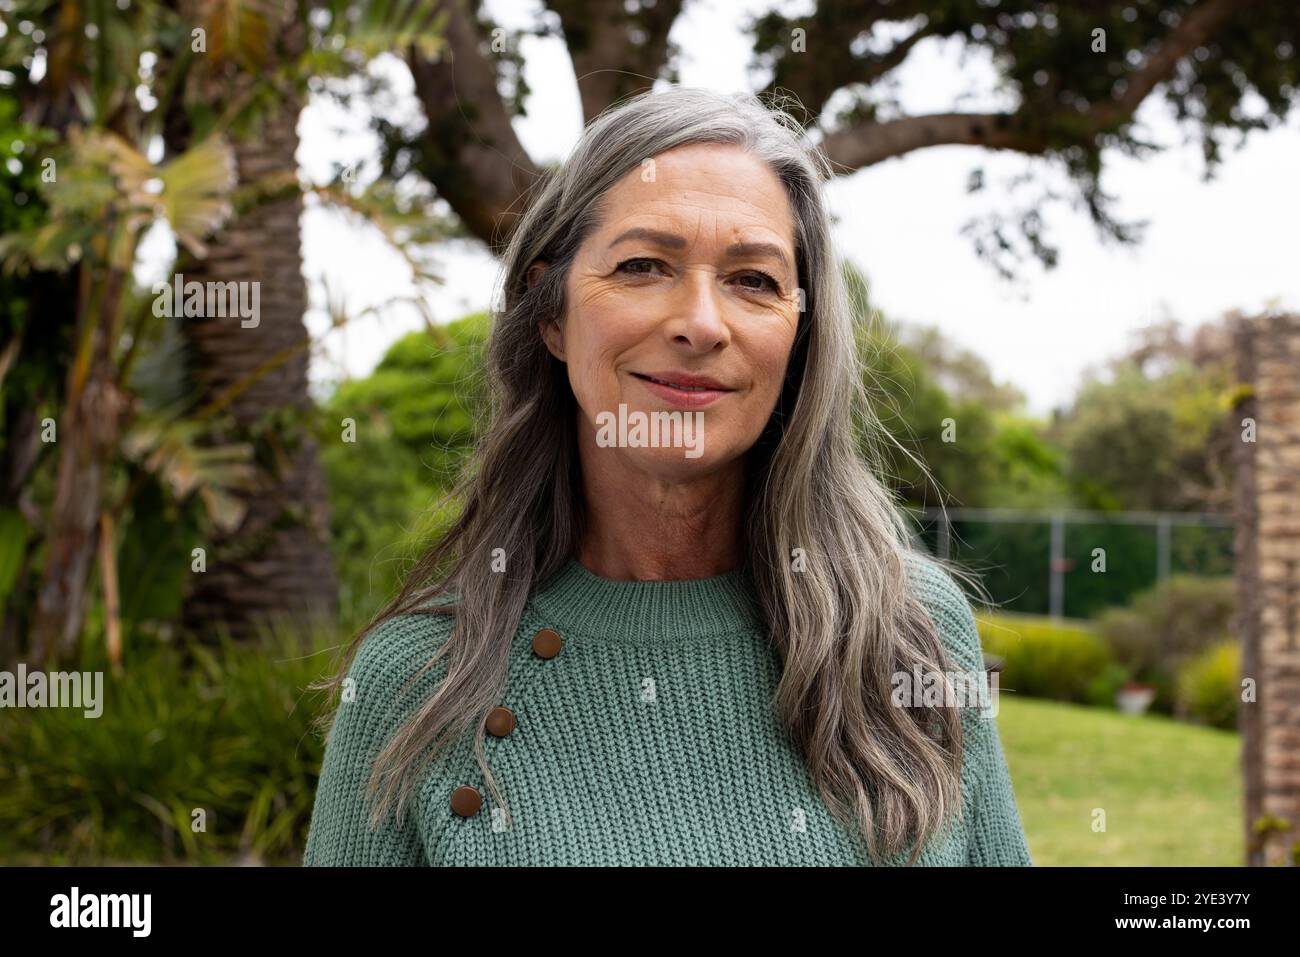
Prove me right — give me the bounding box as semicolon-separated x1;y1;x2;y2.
0;618;346;865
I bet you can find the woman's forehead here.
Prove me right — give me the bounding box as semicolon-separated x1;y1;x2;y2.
594;148;795;245
610;143;784;200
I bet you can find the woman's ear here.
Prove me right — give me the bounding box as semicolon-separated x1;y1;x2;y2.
525;259;547;289
538;315;566;362
528;260;567;361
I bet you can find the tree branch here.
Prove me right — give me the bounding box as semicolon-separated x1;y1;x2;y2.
820;0;1257;173
822;111;1050;170
406;0;541;245
764;6;933;122
1093;0;1252;126
547;0;684;123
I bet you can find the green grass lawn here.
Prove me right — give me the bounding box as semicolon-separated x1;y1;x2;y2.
995;695;1243;866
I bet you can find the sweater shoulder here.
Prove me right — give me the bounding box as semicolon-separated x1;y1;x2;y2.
322;605;461;797
344;604;457;714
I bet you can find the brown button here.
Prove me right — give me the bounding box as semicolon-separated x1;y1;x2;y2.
449;785;481;817
485;706;517;737
532;628;563;659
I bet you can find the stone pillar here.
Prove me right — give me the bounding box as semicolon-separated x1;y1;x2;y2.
1232;310;1300;867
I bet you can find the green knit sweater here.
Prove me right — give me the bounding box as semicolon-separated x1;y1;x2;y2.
303;551;1033;866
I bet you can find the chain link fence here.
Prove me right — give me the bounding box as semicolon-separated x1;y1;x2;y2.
903;507;1235;620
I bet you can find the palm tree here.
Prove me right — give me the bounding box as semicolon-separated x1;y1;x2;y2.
167;9;339;641
13;128;241;663
165;1;450;642
6;0;446;659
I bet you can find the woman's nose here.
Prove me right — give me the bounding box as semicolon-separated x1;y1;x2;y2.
662;269;730;352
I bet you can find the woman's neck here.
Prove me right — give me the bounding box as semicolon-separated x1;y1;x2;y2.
575;427;745;582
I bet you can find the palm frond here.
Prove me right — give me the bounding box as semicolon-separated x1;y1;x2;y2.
303;0;447;78
159;135;238;257
120;412;258;534
197;0;277;70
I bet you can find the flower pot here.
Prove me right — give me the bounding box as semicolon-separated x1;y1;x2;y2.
1116;684;1156;715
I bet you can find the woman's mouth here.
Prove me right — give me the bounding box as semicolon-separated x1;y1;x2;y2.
636;374;714;392
631;371;734;408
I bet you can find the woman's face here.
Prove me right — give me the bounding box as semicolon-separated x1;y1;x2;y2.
537;142;801;480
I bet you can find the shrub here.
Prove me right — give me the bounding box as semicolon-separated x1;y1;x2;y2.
1095;574;1235;712
975;613;1117;705
1176;641;1240;731
1083;660;1133;709
319;316;486;630
0;626;336;864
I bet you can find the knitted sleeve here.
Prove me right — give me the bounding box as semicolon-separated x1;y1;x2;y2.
905;552;1034;867
303;611;454;866
961;693;1034;866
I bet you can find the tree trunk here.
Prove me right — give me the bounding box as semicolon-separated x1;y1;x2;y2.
1;361;50;666
176;91;339;644
29;265;128;665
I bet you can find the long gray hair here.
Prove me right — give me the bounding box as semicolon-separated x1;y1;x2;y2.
317;86;975;865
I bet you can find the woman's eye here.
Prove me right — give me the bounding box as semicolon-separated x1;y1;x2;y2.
736;271;780;294
616;258;661;276
615;259;778;294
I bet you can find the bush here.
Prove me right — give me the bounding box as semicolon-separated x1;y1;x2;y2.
976;613;1117;705
1083;660;1133;710
1176;641;1240;731
319;316;486;630
1095;574;1235;713
0;626;336;864
319;428;445;630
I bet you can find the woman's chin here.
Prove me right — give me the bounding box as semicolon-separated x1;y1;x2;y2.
613;443;726;479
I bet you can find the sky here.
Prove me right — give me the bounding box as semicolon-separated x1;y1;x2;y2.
291;0;1300;417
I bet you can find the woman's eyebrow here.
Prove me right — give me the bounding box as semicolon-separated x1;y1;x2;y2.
608;227;688;252
608;227;792;273
726;240;792;274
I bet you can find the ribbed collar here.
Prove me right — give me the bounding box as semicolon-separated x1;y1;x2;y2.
528;557;764;643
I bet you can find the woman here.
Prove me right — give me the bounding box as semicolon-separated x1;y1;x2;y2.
304;86;1032;867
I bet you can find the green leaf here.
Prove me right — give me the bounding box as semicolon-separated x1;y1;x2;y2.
0;507;29;600
159;136;238;257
